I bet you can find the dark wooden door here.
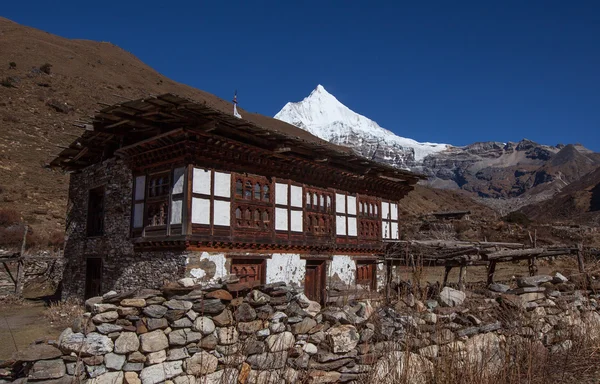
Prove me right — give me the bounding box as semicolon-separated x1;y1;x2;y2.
356;262;376;290
305;260;326;304
85;258;103;299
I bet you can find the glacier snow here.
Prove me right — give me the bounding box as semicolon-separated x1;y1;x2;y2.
274;84;450;162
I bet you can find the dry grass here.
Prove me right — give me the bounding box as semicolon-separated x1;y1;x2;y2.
43;298;84;329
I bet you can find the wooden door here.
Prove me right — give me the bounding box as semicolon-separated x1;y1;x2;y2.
85;258;103;299
305;260;326;304
356;262;376;290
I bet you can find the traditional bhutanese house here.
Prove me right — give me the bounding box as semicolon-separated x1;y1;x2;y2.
51;93;423;301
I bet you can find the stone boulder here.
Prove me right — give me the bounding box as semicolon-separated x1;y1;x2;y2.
517;275;553;287
114;332;140;354
59;329;114;356
327;325;359;353
439;287;466;307
184;351;218;375
139;361;183;384
265;331;295;352
193;316;216;335
139;330;169;353
12;344;62;362
27;359;66;380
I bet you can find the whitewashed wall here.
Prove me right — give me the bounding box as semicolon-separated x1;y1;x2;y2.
329;255;356;285
186;252;228;285
266;253;306;288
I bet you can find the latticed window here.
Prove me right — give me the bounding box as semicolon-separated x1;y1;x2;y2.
231;174;272;232
235;180;243;197
244;181;252;200
231;260;264;283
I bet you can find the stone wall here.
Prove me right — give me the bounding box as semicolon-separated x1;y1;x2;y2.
0;254;64;298
5;271;600;384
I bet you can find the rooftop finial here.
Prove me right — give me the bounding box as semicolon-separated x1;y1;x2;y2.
233;90;242;119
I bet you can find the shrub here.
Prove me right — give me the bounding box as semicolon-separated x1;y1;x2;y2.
9;62;16;69
47;230;65;248
0;208;20;227
0;77;15;88
502;211;531;226
40;63;52;75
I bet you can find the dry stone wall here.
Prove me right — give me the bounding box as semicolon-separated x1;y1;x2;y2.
4;272;600;384
0;254;64;298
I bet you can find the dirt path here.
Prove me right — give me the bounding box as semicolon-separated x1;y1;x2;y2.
0;302;61;360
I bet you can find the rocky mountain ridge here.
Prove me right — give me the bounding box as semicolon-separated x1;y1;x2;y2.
275;86;600;205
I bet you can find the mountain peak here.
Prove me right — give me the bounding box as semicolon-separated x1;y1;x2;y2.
274;86;450;162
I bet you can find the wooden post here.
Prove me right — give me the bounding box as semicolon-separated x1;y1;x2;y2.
528;257;537;276
442;266;452;287
458;265;467;291
487;261;496;286
15;225;27;296
577;243;585;273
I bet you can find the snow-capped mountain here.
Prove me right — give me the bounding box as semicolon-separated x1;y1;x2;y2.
274;85;600;206
274;85;450;168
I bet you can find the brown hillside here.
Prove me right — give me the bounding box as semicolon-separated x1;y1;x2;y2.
0;17;491;244
520;166;600;225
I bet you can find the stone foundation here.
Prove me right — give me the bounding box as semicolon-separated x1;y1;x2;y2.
6;271;600;384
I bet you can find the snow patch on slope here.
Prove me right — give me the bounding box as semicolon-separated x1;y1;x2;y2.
274;85;449;161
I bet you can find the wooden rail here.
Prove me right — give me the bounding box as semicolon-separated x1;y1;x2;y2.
384;240;585;289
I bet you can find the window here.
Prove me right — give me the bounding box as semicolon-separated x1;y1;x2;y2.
382;201;400;239
232;174;272;232
192;169;231;227
234;205;271;230
231;259;265;283
358;197;380;240
235;179;243;197
146;172;170;227
87;187;105;236
335;193;357;237
304;187;334;235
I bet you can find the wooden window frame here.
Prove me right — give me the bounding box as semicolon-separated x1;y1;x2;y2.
230;258;266;284
131;165;188;238
232;173;273;234
358;197;381;241
382;200;400;240
304;187;334;236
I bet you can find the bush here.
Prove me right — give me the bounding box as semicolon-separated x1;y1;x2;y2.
47;230;65;248
40;63;52;75
0;77;15;88
0;208;20;227
502;211;531;226
9;62;16;69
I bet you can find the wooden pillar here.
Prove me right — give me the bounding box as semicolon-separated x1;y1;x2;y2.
442;266;452;287
15;225;27;296
577;243;585;273
458;265;467;291
487;261;497;286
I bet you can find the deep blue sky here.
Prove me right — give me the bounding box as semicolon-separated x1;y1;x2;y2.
3;1;600;150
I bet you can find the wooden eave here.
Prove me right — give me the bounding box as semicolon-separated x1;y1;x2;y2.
51;93;425;187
